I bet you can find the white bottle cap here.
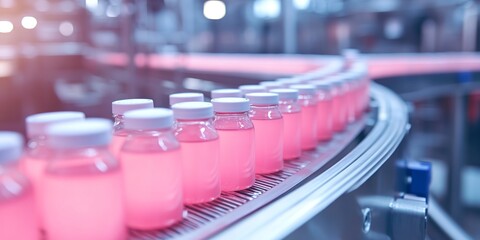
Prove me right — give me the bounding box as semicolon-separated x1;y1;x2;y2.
290;84;317;95
112;99;154;115
325;75;347;87
269;89;299;100
26;111;86;138
259;81;283;90
245;92;279;105
211;98;250;113
172;102;214;120
310;81;334;91
276;78;300;87
169;93;204;106
124;108;174;130
238;85;267;95
211;89;242;99
46;118;113;149
0;131;23;164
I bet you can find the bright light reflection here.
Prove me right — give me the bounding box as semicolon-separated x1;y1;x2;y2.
203;0;226;20
21;16;38;29
294;0;310;10
253;0;281;19
0;21;13;33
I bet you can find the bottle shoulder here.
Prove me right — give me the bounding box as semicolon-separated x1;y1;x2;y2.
121;131;180;153
174;121;219;142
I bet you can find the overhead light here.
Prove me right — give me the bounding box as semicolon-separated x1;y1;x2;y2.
85;0;98;10
21;16;38;30
294;0;310;10
253;0;281;19
0;20;13;33
203;0;226;20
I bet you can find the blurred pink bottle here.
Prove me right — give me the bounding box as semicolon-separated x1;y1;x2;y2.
22;111;85;228
0;132;39;240
310;81;334;141
212;97;255;191
290;84;318;150
111;99;154;157
120;108;183;229
258;81;283;91
328;76;348;132
270;89;302;159
43;119;126;240
245;93;283;173
172;102;221;204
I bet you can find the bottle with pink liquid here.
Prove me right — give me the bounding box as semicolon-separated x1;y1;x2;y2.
326;76;348;132
211;89;242;99
211;97;255;191
43;119;126;240
111;99;154;157
0;132;39;240
245;93;283;174
269;89;302;160
290;84;318;150
172;102;221;204
169;92;204;106
309;81;334;141
120;108;183;229
23;111;85;227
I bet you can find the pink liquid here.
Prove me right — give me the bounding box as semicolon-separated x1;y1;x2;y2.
0;187;39;240
42;170;126;240
331;93;342;131
332;93;347;132
316;100;333;141
22;156;47;227
120;150;183;229
282;112;301;159
180;140;221;204
110;134;127;157
346;86;356;123
300;105;318;150
251;118;283;174
217;129;255;191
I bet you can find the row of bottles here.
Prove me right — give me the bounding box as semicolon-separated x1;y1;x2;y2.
0;59;369;240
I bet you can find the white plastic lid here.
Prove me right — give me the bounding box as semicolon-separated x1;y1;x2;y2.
276;78;300;87
259;81;283;90
211;89;242;99
342;48;359;59
310;81;334;91
124;108;174;130
290;84;317;95
238;85;267;95
325;75;347;87
0;131;23;164
169;93;204;106
172;102;214;120
245;93;279;105
211;98;250;113
46;118;113;149
112;99;154;115
269;89;299;100
26;111;86;138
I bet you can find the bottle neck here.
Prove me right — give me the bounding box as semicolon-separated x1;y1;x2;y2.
27;135;47;149
214;111;249;117
278;99;301;113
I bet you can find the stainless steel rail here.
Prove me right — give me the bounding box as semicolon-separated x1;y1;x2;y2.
130;83;408;240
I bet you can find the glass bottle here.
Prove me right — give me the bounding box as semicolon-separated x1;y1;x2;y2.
23;111;85;227
290;84;318;150
120;108;183;229
310;81;334;141
211;97;255;191
269;89;302;159
172;102;220;204
0;131;39;240
245;93;284;174
43;119;126;240
111;98;154;156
